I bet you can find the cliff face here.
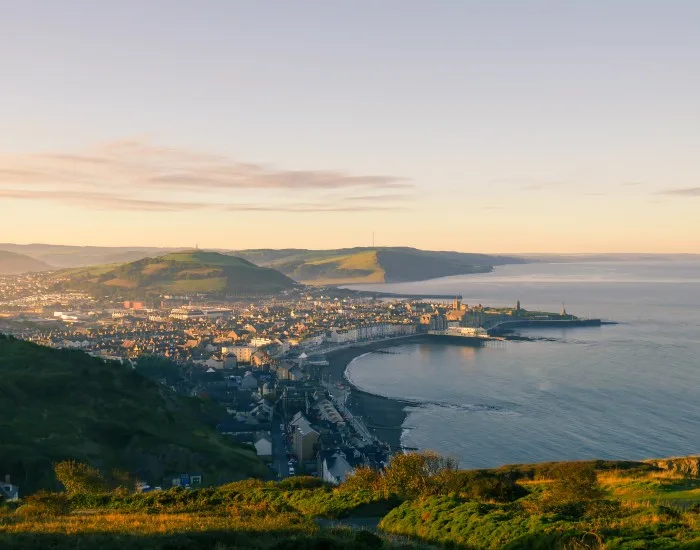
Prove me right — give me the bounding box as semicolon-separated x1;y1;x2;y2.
647;456;700;477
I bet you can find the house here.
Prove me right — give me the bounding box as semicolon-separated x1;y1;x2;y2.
320;451;355;485
253;433;273;461
251;350;270;368
1;475;18;501
240;372;258;391
289;413;319;462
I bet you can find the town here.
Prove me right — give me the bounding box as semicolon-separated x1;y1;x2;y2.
0;270;583;493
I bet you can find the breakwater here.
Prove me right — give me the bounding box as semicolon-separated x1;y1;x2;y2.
487;318;602;335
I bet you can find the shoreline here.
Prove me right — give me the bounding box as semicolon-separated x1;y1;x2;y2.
319;336;427;451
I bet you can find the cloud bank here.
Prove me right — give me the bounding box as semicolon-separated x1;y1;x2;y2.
0;140;413;212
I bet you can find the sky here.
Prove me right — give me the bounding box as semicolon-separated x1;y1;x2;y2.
1;1;698;253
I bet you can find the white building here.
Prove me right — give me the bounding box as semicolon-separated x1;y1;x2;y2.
253;433;273;460
221;345;255;363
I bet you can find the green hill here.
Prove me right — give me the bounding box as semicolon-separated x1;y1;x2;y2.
0;250;52;275
237;247;526;284
0;335;267;493
57;250;297;297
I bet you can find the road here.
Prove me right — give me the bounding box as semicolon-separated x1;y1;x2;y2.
270;413;289;479
322;380;375;443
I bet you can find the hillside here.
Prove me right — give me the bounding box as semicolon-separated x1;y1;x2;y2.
237;247;526;284
0;251;52;275
3;452;700;548
0;244;177;269
57;250;297;297
0;335;267;493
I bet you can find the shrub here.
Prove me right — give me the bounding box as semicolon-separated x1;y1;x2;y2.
341;466;383;494
54;460;106;495
17;491;70;516
383;451;458;499
435;470;528;502
279;476;327;490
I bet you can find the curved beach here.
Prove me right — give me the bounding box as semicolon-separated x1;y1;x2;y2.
320;338;424;450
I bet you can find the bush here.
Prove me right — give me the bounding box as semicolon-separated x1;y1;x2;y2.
383;451;458;499
279;476;327;490
17;491;70;516
54;460;106;495
341;466;383;494
435;470;528;502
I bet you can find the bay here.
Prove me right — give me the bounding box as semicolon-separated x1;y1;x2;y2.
345;261;700;467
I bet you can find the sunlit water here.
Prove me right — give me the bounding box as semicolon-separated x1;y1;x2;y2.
345;261;700;467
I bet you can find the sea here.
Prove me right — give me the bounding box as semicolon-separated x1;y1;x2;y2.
345;260;700;468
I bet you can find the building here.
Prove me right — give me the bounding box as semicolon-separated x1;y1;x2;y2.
222;345;255;364
320;451;355;485
315;399;345;426
170;308;233;320
428;315;448;331
289;413;319;462
1;475;19;501
253;433;273;461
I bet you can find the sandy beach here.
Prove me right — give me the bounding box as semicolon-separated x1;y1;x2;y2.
320;337;425;450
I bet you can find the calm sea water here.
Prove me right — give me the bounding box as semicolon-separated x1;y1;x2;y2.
346;261;700;467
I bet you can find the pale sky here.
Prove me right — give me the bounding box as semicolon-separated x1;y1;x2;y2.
1;1;698;253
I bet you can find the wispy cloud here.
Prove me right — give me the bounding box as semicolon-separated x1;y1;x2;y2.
0;139;413;212
520;181;565;191
657;187;700;197
0;189;211;211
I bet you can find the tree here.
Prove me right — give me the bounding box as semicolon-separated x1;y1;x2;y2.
342;465;383;493
53;461;106;495
383;451;458;499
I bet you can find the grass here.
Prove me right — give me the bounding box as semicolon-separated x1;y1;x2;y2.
166;277;228;293
0;480;400;549
4;459;700;549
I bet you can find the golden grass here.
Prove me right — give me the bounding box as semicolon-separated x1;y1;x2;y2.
0;511;315;536
102;278;139;289
140;263;169;275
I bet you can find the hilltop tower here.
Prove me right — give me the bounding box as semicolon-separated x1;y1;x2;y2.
561;302;567;316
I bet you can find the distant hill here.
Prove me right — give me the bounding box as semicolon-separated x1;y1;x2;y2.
0;243;177;269
0;250;52;275
236;247;526;284
0;335;267;493
58;250;297;297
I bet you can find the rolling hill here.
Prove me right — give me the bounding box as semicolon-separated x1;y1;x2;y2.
58;250;298;297
0;243;178;269
0;335;267;493
236;247;526;284
0;250;52;275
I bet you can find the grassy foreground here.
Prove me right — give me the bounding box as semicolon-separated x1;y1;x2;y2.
2;456;700;549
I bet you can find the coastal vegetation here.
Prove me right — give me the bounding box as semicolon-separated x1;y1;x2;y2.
3;450;700;548
0;335;267;494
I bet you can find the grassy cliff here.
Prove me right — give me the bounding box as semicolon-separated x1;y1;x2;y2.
0;336;267;494
57;250;297;297
237;247;525;285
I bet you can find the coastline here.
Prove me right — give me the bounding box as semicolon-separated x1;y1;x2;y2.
320;337;426;451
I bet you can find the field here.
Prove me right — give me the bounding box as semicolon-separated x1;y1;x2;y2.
3;456;700;549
